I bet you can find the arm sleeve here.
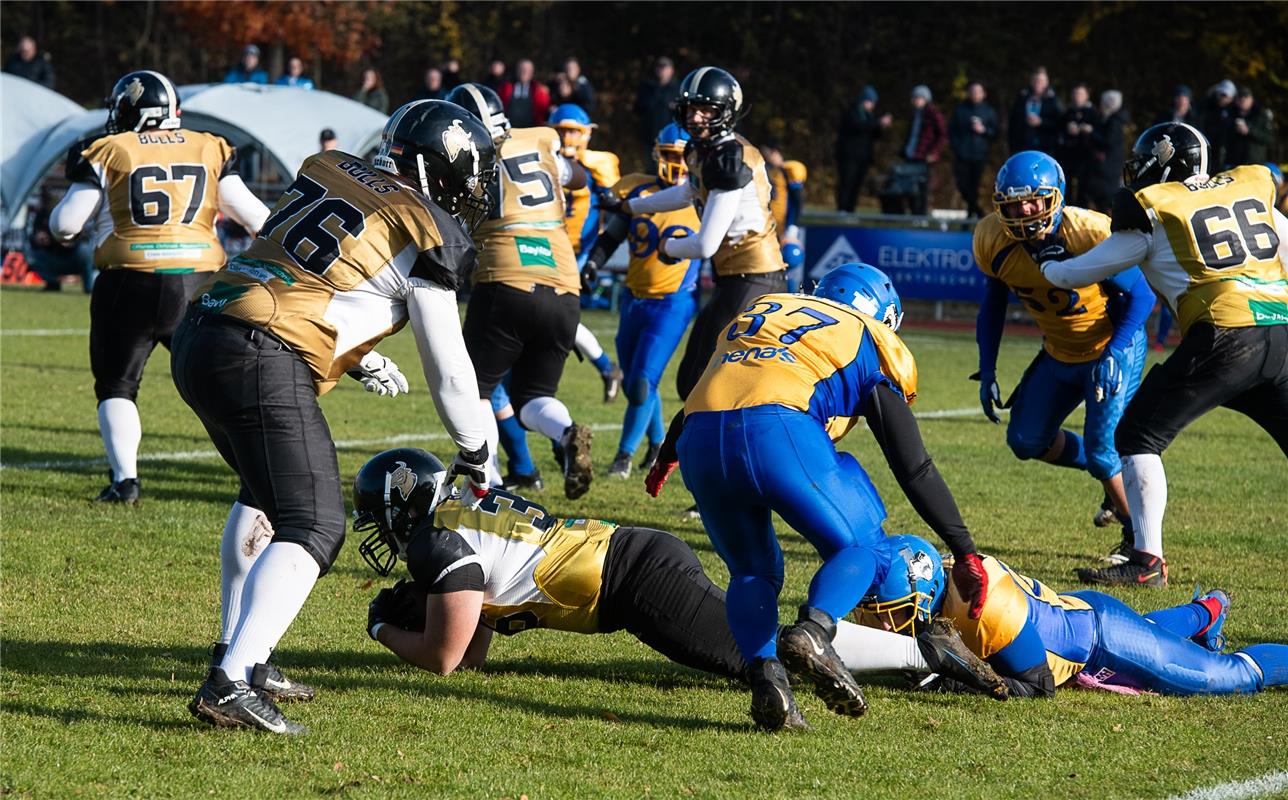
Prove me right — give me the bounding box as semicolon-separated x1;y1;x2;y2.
1104;267;1156;352
216;175;270;235
1041;230;1151;289
863;383;976;557
785;184;804;229
986;620;1057;698
626;182;692;214
405;283;488;453
49;182;102;241
663;187;740;260
976;276;1008;377
585;210;629;268
405;527;485;592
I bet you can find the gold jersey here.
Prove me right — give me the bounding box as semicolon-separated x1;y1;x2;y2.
192;150;475;395
973;207;1115;363
768;159;807;237
685;135;785;277
684;294;918;441
613;173;702;299
69;130;235;273
474;127;579;294
562;149;621;255
417;493;619;635
1133;165;1288;332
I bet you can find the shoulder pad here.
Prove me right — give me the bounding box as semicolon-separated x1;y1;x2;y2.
1110;189;1150;234
701;139;753;192
1060;207;1111;254
64;136;103;184
410;201;478;291
404;523;477;587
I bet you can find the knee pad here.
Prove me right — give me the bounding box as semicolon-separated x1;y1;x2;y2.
624;373;652;406
1006;427;1049;461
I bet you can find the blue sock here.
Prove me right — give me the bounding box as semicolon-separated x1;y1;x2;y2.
617;392;657;457
805;546;878;624
1144;604;1206;638
1243;644;1288;689
497;415;535;476
1050;430;1087;470
591;352;613;375
647;390;665;445
726;575;782;661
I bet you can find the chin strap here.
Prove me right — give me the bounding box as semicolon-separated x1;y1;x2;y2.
415;152;432;199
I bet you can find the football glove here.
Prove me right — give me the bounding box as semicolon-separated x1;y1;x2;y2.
1023;233;1071;265
644;458;678;498
367;587;397;640
969;371;1003;425
657;229;690;265
348;350;409;397
1092;345;1125;403
580;261;599;294
951;552;988;620
450;445;490;509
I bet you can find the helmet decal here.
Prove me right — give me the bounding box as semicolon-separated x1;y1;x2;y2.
387;460;418;502
124;77;145;104
441;119;478;170
1152;135;1176;168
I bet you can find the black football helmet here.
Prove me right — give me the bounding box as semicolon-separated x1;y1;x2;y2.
105;70;181;135
444;83;511;145
674;66;744;139
1123;122;1210;189
352;448;452;576
372;100;498;232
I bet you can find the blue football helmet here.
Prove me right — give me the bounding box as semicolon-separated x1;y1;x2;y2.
993;151;1066;241
858;534;946;635
550;104;595;157
654;122;691;185
1265;162;1284;190
781;242;804;270
813;262;903;331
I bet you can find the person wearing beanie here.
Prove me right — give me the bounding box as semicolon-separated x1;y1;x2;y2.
1154;84;1198;127
899;84;946;214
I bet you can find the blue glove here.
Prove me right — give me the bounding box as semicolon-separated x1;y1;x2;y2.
1092;346;1125;403
970;371;1003;424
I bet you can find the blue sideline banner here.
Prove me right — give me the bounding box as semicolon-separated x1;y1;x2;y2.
804;226;986;303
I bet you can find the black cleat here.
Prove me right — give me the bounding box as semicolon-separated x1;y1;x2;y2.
1077;547;1168;588
1102;526;1134;565
748;657;809;732
778;606;868;717
95;476;140;506
915;618;1008;700
606;452;632;479
250;662;316;703
189;668;306;735
601;365;623;403
502;471;544;492
638;443;662;472
559;423;593;500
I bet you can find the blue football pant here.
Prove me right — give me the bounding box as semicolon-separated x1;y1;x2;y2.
678;406;885;662
615;289;697;457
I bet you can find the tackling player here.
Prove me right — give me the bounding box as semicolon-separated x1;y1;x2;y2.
859;534;1288;698
50;70;269;504
581;123;702;479
973;151;1154;563
646;262;989;730
1039;123;1288;586
173;101;498;735
446;83;597;501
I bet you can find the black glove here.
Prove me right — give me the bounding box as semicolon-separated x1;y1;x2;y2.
580;260;599;294
450;445;490;508
368;579;428;639
1024;233;1072;265
596;193;625;214
367;587;397;640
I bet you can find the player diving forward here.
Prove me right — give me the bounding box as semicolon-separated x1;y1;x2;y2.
174;101;498;735
1039;123;1288;586
973;151;1154;563
859;534;1288;698
646;263;989;730
50;70;269;504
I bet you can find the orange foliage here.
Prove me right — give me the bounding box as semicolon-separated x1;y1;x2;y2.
170;1;382;66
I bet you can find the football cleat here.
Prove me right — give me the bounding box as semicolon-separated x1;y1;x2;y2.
95;476;140;506
638;443;662;472
250;662;317;703
1076;548;1167;588
778;607;868;717
502;471;544;492
747;657;808;732
607;452;632;479
1093;497;1120;528
681;504;702;520
1191;585;1231;652
601;365;623;403
189;668;306;735
559;423;594;500
915;618;1008;700
1102;527;1134;565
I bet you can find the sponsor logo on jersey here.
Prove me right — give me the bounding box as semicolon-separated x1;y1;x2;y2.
388;461;418;501
229;257;296;285
720;345;797;364
1250;300;1288;325
515;236;556;268
198;282;249;311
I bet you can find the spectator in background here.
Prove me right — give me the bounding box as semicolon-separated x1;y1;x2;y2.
1154;84;1199;127
441;58;463;90
501;58;550;127
835;85;890;212
353;68;389;113
415;67;446;101
319;128;338;152
948;81;997;218
1223;88;1275;168
276;57;315;90
1058;83;1098;206
483;59;508;92
1084;89;1128;212
26;186;92;292
900;84;947;215
633;56;679;146
224;44;268;85
1200;79;1237;167
1008;65;1061;155
555;57;596;111
3;35;54;88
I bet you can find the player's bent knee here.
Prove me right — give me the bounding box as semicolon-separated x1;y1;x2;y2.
94;385;140;404
1006;429;1048;461
624;374;652;406
272;525;345;577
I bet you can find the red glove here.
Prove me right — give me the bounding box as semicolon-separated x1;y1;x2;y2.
951;552;988;619
644;459;678;498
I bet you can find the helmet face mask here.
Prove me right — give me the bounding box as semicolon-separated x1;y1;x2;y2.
674;67;743;141
352;448;452;576
653;122;691;185
105;70;181;135
857;535;946;637
993;151;1065;242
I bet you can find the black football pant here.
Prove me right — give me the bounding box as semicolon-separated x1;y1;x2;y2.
835;158;871;213
171;310;347;575
600;528;747;682
952;159;986;217
675;270;788;400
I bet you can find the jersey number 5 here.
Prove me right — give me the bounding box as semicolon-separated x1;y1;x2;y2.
129;164;207;226
1190;198;1280;269
259;174;365;275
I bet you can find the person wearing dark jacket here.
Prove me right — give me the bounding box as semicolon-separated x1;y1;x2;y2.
1199;79;1237;168
1007;66;1062;155
1083;90;1128;212
947;81;997;218
900;85;947;215
3;35;54;88
835;86;891;212
1057;83;1100;206
1153;85;1199;127
633;57;679;147
1223;88;1276;168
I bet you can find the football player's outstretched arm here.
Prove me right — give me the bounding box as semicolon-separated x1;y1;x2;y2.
659;188;739;261
973;277;1009;423
930;619;1056;699
406;281;490;455
49;182;102;241
377;590;488;675
558;155;587;190
216;174;270;235
1042;189;1151;289
621;182;693;215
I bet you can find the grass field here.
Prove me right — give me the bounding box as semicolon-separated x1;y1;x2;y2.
2;287;1286;799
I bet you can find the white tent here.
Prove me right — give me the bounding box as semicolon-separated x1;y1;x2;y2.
1;74;87;225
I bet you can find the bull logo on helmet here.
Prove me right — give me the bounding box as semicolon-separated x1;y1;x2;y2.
387;461;418;501
124;77;146;104
441;119;478;169
1152;135;1176;167
908;550;936;582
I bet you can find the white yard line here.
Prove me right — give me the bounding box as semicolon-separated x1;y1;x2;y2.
0;407;995;472
0;328;89;336
1166;772;1288;800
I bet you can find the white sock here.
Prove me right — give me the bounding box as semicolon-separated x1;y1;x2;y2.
97;398;141;481
220;541;320;683
219;502;274;644
833;619;929;673
519;396;574;443
574;323;604;361
481;398;502;487
1123;453;1167;557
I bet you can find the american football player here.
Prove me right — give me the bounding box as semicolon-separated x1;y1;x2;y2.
761;139;807;245
1040;123;1288;587
173;100;497;735
580;123;702;479
645;263;989;730
447;83;597;501
859;534;1288;698
50;70;269;504
612;67;788;401
973;151;1154;566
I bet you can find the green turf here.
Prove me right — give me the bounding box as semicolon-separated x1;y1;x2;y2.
2;287;1285;799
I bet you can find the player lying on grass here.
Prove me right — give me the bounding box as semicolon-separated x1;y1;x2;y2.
857;534;1288;697
351;448;993;692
